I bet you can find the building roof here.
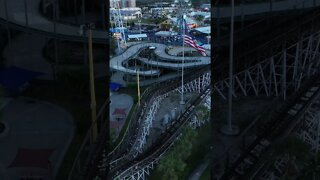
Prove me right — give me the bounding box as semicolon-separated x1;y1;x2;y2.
193;26;211;34
190;11;211;18
128;34;148;39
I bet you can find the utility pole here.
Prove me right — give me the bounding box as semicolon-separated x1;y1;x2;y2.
86;23;98;143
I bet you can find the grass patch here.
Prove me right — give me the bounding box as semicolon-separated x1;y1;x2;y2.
181;125;213;179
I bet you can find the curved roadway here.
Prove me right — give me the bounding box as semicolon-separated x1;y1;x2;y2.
110;42;211;76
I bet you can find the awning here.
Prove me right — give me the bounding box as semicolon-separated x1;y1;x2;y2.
110;83;122;91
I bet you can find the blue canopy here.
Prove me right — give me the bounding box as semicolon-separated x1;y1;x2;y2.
0;66;42;92
109;28;128;33
109;82;122;91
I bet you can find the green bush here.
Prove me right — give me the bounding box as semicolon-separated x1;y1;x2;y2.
157;127;198;179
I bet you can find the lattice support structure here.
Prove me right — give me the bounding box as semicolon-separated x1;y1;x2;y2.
111;0;127;49
112;74;212;180
296;98;320;156
113;143;174;180
189;93;211;129
108;30;320;180
213;31;320;100
257;155;290;180
115;160;158;180
129;91;173;157
253;85;320;180
176;72;211;94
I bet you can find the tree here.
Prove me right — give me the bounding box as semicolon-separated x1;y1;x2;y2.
194;15;205;26
157;127;198;179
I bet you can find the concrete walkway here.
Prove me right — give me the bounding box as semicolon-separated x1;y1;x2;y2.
110;42;211;75
0;97;74;180
110;93;133;140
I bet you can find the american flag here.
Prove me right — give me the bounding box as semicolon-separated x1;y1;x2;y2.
181;19;207;56
183;34;207;56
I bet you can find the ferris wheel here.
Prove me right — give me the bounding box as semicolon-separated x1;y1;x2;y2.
111;0;127;51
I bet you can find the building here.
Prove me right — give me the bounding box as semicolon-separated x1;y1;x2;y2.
169;17;198;29
200;3;210;11
150;7;177;16
110;7;142;20
110;0;136;8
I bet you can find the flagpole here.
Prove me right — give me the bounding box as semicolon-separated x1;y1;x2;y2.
180;13;185;105
221;0;239;135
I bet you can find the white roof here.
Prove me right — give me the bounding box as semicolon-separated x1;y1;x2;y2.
155;31;177;37
170;17;197;24
128;34;148;39
193;26;211;34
